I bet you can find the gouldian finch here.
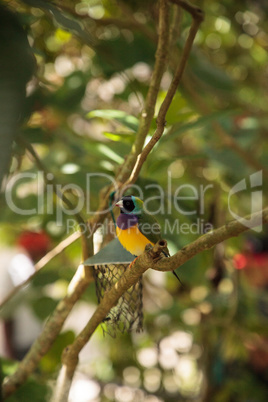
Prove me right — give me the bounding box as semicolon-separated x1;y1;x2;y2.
115;195;181;284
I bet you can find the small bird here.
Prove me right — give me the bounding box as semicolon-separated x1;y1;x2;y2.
115;195;182;284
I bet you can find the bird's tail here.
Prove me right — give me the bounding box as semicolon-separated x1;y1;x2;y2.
162;250;183;286
172;270;183;286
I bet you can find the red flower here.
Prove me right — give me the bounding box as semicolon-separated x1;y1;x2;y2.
17;231;51;261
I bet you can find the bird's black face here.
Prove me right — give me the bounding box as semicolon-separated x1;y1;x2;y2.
122;196;135;213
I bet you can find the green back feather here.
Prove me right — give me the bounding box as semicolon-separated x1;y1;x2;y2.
137;210;162;244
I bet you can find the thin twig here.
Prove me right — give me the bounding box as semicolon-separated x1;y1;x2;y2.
115;0;170;184
126;0;204;185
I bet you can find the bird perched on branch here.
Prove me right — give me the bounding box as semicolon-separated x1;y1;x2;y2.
115;195;181;284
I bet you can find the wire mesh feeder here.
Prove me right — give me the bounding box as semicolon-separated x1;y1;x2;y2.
93;263;143;337
84;238;144;337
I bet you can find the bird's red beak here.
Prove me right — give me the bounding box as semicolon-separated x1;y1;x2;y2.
115;200;123;208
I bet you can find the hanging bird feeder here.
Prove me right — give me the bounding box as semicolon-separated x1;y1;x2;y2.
84;238;143;337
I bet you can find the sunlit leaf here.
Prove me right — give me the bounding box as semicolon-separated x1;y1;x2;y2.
165;93;194;125
87;109;139;131
103;132;136;143
97;144;124;164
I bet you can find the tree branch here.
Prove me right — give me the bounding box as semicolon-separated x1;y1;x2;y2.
147;208;268;272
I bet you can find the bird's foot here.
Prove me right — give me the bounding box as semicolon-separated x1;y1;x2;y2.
129;256;139;268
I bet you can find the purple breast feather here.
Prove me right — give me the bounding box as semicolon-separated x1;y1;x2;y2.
117;214;139;229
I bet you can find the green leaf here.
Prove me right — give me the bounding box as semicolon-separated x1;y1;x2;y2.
31;296;58;320
22;128;52;144
94;34;156;77
40;331;75;373
20;0;94;45
204;147;250;178
31;271;60;287
4;378;49;402
165;93;193;125
166;110;239;140
1;358;49;401
1;358;18;377
191;53;235;91
87;109;139;131
49;71;88;111
103;132;136;143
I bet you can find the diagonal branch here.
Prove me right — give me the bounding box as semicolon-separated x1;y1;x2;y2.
147;208;268;272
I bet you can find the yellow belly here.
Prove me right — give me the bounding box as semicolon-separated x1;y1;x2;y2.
116;225;154;256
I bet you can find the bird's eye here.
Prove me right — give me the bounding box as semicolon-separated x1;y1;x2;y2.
123;199;135;211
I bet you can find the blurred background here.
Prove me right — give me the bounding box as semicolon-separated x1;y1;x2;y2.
0;0;268;401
